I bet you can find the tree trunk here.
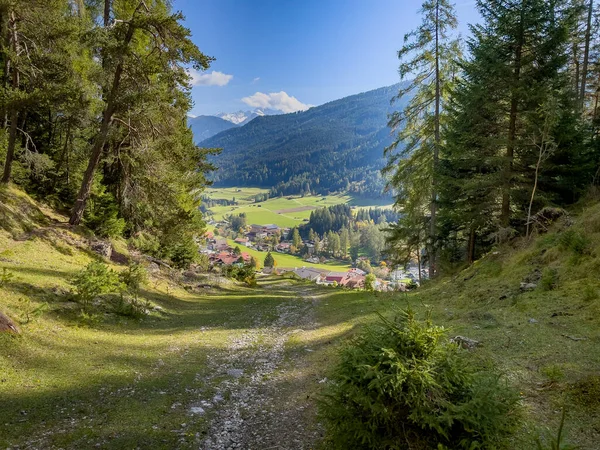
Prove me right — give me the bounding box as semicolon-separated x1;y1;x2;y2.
502;4;524;227
526;148;543;238
579;0;593;109
467;226;476;264
104;0;111;27
69;8;137;225
429;0;441;279
573;42;580;95
416;244;422;285
1;11;19;184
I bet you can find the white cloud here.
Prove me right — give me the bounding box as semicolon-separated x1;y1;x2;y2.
241;91;312;113
187;69;233;87
252;77;260;84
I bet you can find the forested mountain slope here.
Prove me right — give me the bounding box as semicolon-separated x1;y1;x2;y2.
200;84;408;197
189;115;238;142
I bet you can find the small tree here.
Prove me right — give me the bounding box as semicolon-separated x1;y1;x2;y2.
292;227;302;251
319;309;520;449
233;246;242;256
365;273;376;292
264;252;275;268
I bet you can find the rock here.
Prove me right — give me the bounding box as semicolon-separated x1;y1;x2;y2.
190;406;206;415
183;270;199;281
450;335;480;350
90;240;112;259
528;318;538;324
520;282;537;291
0;311;19;334
227;368;244;379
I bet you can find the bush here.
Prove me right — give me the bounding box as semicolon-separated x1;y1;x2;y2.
84;191;125;238
0;267;14;287
319;309;520;449
559;230;591;256
223;264;256;286
111;295;151;319
364;273;376;291
540;268;559;291
130;232;160;256
166;237;199;269
72;261;122;307
119;261;148;297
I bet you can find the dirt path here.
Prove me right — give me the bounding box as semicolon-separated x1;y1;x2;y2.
196;287;323;449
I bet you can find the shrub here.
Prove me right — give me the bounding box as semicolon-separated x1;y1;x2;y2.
559;230;591;256
364;273;376;291
319;309;520;449
119;261;148;297
540;268;559;291
223;264;256;286
72;261;122;307
166;237;199;269
84;191;125;238
130;232;160;256
112;295;151;319
0;267;14;287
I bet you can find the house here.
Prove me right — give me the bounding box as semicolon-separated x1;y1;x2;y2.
293;267;324;281
204;230;214;240
210;251;251;266
234;237;252;247
344;276;365;289
348;268;366;276
275;242;291;253
214;239;230;252
324;272;349;285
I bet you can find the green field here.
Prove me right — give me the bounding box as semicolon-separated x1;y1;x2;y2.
204;187;392;227
226;239;350;271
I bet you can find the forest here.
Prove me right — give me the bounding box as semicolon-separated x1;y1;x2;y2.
385;0;600;278
201;84;406;199
0;0;216;268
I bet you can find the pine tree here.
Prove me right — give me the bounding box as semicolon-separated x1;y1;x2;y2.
384;0;461;278
264;252;275;268
68;0;213;225
439;0;579;261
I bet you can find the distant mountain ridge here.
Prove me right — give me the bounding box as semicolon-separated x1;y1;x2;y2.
198;84;408;198
188;115;238;143
216;108;280;125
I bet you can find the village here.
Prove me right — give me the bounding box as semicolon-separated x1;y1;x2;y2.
202;221;426;291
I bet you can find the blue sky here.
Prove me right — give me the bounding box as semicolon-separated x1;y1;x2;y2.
174;0;480;117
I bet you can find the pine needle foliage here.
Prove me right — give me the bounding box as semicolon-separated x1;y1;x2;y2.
319;309;520;449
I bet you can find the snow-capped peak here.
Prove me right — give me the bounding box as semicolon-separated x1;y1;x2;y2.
215;108;278;125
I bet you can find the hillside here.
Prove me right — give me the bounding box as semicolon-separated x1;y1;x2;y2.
1;187;599;448
188;115;238;142
200;84;408;198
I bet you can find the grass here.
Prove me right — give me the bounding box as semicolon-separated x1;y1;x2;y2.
205;187;392;227
1;186;599;449
226;239;350;271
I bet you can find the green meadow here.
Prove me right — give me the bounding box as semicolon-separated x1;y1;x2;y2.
204;187;392;227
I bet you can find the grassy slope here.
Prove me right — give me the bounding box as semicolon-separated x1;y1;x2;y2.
205;187;392;226
1;186;599;448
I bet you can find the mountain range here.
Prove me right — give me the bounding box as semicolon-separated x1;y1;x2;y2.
215;108;280;125
194;84;407;198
